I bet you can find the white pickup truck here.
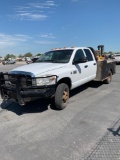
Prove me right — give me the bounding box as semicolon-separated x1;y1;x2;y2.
0;46;116;109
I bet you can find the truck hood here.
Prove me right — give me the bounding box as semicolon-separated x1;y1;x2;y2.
10;63;67;77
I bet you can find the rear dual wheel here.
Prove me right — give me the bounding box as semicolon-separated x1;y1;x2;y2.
55;83;69;110
104;70;112;84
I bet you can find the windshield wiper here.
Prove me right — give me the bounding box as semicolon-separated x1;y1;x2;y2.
44;60;53;62
36;60;53;63
52;60;66;63
36;60;66;63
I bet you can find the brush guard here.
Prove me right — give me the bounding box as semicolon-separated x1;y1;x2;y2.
0;72;57;105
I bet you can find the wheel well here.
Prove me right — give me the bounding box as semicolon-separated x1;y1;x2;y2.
57;78;71;89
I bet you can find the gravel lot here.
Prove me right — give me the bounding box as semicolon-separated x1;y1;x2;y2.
0;63;120;160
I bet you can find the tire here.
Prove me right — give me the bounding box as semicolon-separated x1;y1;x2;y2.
55;83;69;110
104;70;112;84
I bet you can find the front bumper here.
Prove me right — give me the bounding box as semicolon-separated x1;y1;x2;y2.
0;72;57;105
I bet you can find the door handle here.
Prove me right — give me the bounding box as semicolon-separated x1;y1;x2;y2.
73;70;77;74
93;63;96;65
84;65;88;68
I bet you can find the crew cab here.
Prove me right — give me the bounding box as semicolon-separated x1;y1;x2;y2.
0;46;116;110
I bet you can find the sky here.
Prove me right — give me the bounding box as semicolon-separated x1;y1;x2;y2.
0;0;120;56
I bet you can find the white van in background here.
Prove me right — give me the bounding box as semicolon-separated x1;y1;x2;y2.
114;53;120;64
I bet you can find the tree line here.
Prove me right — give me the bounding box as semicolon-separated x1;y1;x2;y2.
1;51;120;60
2;52;42;60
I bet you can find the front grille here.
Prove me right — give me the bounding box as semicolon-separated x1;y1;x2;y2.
4;74;32;88
8;75;17;85
26;77;32;86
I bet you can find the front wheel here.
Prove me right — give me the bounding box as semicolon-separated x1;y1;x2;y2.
55;83;69;110
104;70;112;84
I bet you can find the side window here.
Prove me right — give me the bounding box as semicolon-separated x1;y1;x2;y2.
73;49;86;62
84;49;94;61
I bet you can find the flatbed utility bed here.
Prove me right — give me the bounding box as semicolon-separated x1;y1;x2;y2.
95;60;116;81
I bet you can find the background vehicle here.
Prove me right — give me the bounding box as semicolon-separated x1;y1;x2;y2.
0;45;116;110
26;57;39;64
2;59;16;65
113;53;120;64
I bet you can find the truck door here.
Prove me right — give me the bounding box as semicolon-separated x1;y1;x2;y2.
71;49;90;88
83;49;97;79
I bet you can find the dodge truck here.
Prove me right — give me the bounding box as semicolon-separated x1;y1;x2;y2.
0;46;116;110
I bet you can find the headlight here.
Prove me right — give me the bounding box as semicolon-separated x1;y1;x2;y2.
32;75;56;86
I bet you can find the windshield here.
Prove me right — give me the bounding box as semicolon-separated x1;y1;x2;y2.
36;49;73;63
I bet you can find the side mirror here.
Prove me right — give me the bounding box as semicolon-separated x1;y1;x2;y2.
73;57;88;65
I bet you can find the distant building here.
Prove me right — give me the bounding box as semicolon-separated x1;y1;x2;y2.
0;57;5;61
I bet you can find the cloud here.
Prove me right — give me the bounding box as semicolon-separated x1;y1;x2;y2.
29;1;58;9
11;13;47;21
9;0;58;21
71;0;89;3
0;32;59;55
0;33;30;48
36;40;58;44
40;33;56;38
0;33;57;50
